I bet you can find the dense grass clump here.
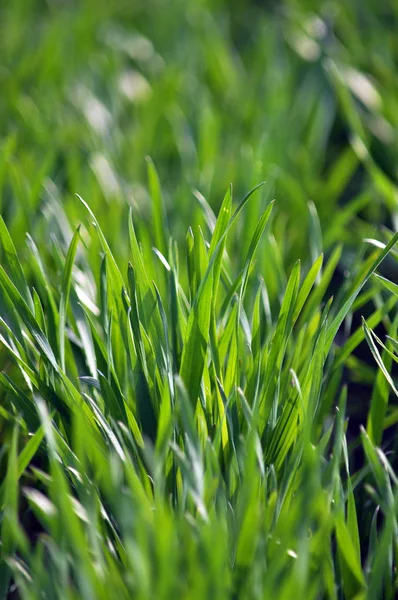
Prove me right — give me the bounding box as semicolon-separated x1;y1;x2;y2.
1;1;398;598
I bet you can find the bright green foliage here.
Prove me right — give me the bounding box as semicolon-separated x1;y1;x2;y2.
1;1;398;599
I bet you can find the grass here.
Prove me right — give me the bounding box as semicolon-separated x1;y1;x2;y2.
1;0;398;598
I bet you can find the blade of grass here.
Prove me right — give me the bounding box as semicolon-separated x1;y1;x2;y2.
59;226;80;372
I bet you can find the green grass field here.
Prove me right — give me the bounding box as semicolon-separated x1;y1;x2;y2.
1;0;398;598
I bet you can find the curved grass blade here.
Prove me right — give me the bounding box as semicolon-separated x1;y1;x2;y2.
0;215;33;311
326;231;398;354
362;317;398;396
0;265;58;370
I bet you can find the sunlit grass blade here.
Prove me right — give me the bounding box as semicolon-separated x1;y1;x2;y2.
366;315;397;445
0;216;33;311
146;156;168;257
334;293;396;369
373;273;398;297
239;201;274;303
0;265;58;370
362;317;398;396
179;255;213;404
326;231;398;354
58;226;80;372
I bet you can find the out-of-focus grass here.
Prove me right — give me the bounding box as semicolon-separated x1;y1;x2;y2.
0;0;398;598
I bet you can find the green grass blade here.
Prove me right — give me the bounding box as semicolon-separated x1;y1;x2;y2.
326;231;398;354
59;226;80;371
147;156;168;256
0;265;58;370
180;259;213;404
362;317;398;396
0;215;33;311
373;273;398;297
